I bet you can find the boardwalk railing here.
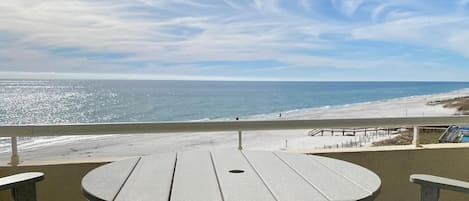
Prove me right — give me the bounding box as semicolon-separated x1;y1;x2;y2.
2;116;469;165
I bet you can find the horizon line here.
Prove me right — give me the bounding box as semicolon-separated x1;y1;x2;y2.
1;71;469;82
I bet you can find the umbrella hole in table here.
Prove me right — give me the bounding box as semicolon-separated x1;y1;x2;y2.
229;169;245;173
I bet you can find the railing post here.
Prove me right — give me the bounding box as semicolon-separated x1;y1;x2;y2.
238;130;243;150
413;126;421;147
10;137;20;166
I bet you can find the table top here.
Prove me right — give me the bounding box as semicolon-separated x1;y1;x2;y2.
82;150;381;201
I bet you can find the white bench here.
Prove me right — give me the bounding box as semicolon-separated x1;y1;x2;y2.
410;174;469;201
0;172;44;201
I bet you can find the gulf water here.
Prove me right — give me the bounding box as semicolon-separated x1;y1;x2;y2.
2;80;469;125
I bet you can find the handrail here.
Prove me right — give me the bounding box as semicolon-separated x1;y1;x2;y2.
2;115;469;166
1;116;469;137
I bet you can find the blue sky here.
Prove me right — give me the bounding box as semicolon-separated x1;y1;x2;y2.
1;0;469;81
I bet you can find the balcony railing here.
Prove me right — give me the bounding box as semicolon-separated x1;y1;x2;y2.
2;116;469;166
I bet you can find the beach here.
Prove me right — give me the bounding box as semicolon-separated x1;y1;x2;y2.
1;88;467;162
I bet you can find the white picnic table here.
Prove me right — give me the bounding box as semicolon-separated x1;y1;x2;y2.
82;150;381;201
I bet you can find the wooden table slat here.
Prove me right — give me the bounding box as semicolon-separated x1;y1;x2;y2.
82;151;381;201
243;151;329;201
312;156;381;194
114;153;177;201
82;157;140;201
276;152;371;200
170;151;223;201
212;150;276;201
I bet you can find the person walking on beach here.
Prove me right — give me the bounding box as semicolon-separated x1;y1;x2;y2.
279;113;282;118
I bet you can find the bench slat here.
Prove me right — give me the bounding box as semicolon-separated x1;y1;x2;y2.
212;150;276;201
170;151;223;201
411;174;469;194
243;151;328;201
0;172;44;191
82;157;140;201
276;152;371;200
312;155;381;194
115;153;177;201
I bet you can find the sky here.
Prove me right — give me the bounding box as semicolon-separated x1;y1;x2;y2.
1;0;469;81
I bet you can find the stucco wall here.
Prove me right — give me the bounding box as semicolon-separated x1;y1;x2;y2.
314;145;469;201
1;145;469;201
0;161;107;201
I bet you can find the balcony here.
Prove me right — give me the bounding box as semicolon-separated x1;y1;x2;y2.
2;116;469;201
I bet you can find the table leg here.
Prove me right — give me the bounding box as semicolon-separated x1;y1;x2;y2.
11;183;38;201
420;184;439;201
360;196;375;201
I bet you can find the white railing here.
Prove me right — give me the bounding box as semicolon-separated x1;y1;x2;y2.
2;116;469;166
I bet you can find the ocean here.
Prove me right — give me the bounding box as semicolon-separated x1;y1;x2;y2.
2;80;469;125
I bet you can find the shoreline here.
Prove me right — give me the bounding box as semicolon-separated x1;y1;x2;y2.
1;88;469;161
244;88;469;120
246;88;469;121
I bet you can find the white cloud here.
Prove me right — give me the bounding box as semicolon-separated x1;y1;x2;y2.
384;10;415;20
222;0;242;10
0;46;133;73
1;0;469;80
0;2;297;51
331;0;364;16
0;0;341;73
298;0;313;10
251;0;285;14
448;31;469;57
371;3;391;21
352;16;466;48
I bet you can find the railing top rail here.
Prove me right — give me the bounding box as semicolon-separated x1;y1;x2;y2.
1;116;469;137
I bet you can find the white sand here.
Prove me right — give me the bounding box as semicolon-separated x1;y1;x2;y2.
1;88;468;161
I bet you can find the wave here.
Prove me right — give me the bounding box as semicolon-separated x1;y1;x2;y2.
188;118;211;122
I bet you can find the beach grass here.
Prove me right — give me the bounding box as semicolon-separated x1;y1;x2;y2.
428;96;469;114
373;127;445;146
